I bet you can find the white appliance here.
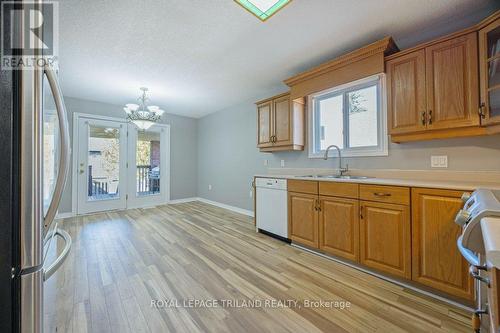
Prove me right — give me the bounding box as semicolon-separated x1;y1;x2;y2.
455;189;500;332
256;178;288;239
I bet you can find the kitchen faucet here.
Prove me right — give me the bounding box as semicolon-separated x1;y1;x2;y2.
324;145;349;176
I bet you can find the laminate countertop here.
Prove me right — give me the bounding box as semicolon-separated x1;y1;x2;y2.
254;174;500;192
481;217;500;268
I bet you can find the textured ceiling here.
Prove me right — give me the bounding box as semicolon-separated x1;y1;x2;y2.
58;0;499;118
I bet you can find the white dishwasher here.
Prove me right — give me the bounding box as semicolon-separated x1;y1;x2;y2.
256;178;288;239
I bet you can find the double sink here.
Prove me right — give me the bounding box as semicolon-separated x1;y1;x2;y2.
296;175;372;180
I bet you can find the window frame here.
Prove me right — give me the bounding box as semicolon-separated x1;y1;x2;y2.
308;74;388;158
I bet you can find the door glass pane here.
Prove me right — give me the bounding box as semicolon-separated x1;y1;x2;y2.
87;125;120;201
136;130;161;196
316;94;344;150
487;26;500;58
488;58;500;87
42;76;60;215
348;85;378;148
489;88;500;118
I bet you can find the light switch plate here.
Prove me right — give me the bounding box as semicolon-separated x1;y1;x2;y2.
431;155;448;168
208;184;212;191
280;160;285;168
263;159;268;166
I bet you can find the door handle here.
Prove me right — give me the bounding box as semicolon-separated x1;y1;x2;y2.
43;65;71;237
43;226;72;281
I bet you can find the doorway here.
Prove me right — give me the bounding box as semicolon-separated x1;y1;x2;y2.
74;113;170;215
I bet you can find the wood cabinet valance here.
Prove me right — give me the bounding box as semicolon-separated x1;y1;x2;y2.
284;37;399;100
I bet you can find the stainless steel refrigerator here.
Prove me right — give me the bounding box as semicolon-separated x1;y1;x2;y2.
0;1;72;331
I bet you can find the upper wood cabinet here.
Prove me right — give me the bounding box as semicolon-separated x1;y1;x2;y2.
411;188;474;301
256;93;305;152
257;101;272;147
479;14;500;126
425;33;479;130
386;32;480;142
359;200;411;279
387;49;427;135
288;191;319;248
319;196;359;262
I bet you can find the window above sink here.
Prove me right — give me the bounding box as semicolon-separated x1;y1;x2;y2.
308;74;388;158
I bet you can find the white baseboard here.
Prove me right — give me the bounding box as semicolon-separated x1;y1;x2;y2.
196;197;254;217
168;197;199;204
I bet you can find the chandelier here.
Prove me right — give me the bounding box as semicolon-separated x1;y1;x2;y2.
123;87;164;130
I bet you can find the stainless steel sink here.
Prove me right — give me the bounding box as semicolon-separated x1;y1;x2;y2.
295;175;372;179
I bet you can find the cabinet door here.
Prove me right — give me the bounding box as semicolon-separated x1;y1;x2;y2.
479;18;500;125
273;95;293;146
257;101;273;147
387;50;427;135
360;201;411;278
288;192;319;248
319;196;359;262
411;188;474;300
425;33;479;130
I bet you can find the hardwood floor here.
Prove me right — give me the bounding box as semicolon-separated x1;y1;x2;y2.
44;202;472;332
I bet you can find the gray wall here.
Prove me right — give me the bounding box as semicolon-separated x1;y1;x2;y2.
197;100;500;211
58;97;198;214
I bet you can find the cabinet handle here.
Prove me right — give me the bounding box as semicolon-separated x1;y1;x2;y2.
428;110;432;125
479;102;486;119
359;205;364;219
373;192;391;197
421;111;426;126
318;200;322;212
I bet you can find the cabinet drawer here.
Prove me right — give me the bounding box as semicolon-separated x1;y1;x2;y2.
287;180;318;194
319;182;358;199
360;184;410;205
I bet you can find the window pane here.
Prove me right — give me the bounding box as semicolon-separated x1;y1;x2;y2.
318;94;344;150
136;131;161;196
348;85;378;148
88;126;120;201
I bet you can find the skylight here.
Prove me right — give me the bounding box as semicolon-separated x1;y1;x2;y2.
235;0;291;21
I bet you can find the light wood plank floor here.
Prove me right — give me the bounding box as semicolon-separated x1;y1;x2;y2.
44;202;472;332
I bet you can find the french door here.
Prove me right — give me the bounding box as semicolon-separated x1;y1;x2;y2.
75;115;170;215
127;124;169;208
77;118;128;214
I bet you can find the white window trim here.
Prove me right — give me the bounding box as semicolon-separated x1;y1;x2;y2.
308;74;389;159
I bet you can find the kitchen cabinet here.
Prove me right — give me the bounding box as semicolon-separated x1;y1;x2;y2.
479;14;500;125
359;200;411;279
386;32;481;142
256;93;305;152
487;266;500;332
411;188;474;300
319;196;359;262
257;101;272;147
425;33;479;130
288;191;319;248
387;49;427;135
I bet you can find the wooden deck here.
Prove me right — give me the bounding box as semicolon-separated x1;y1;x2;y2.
44;201;472;332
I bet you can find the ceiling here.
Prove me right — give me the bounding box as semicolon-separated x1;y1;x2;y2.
58;0;499;118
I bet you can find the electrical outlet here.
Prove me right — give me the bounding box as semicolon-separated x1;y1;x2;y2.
431;155;448;168
281;160;285;167
263;159;268;166
249;190;253;198
208;184;212;191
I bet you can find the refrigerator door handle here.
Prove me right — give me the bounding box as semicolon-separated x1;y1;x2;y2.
42;65;71;236
43;227;72;281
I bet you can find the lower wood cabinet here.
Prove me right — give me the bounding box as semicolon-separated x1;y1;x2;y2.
359;201;411;279
288;192;319;248
285;180;474;301
319;196;359;262
411;188;474;300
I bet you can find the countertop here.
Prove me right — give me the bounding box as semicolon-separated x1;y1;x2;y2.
481;218;500;268
254;174;500;191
